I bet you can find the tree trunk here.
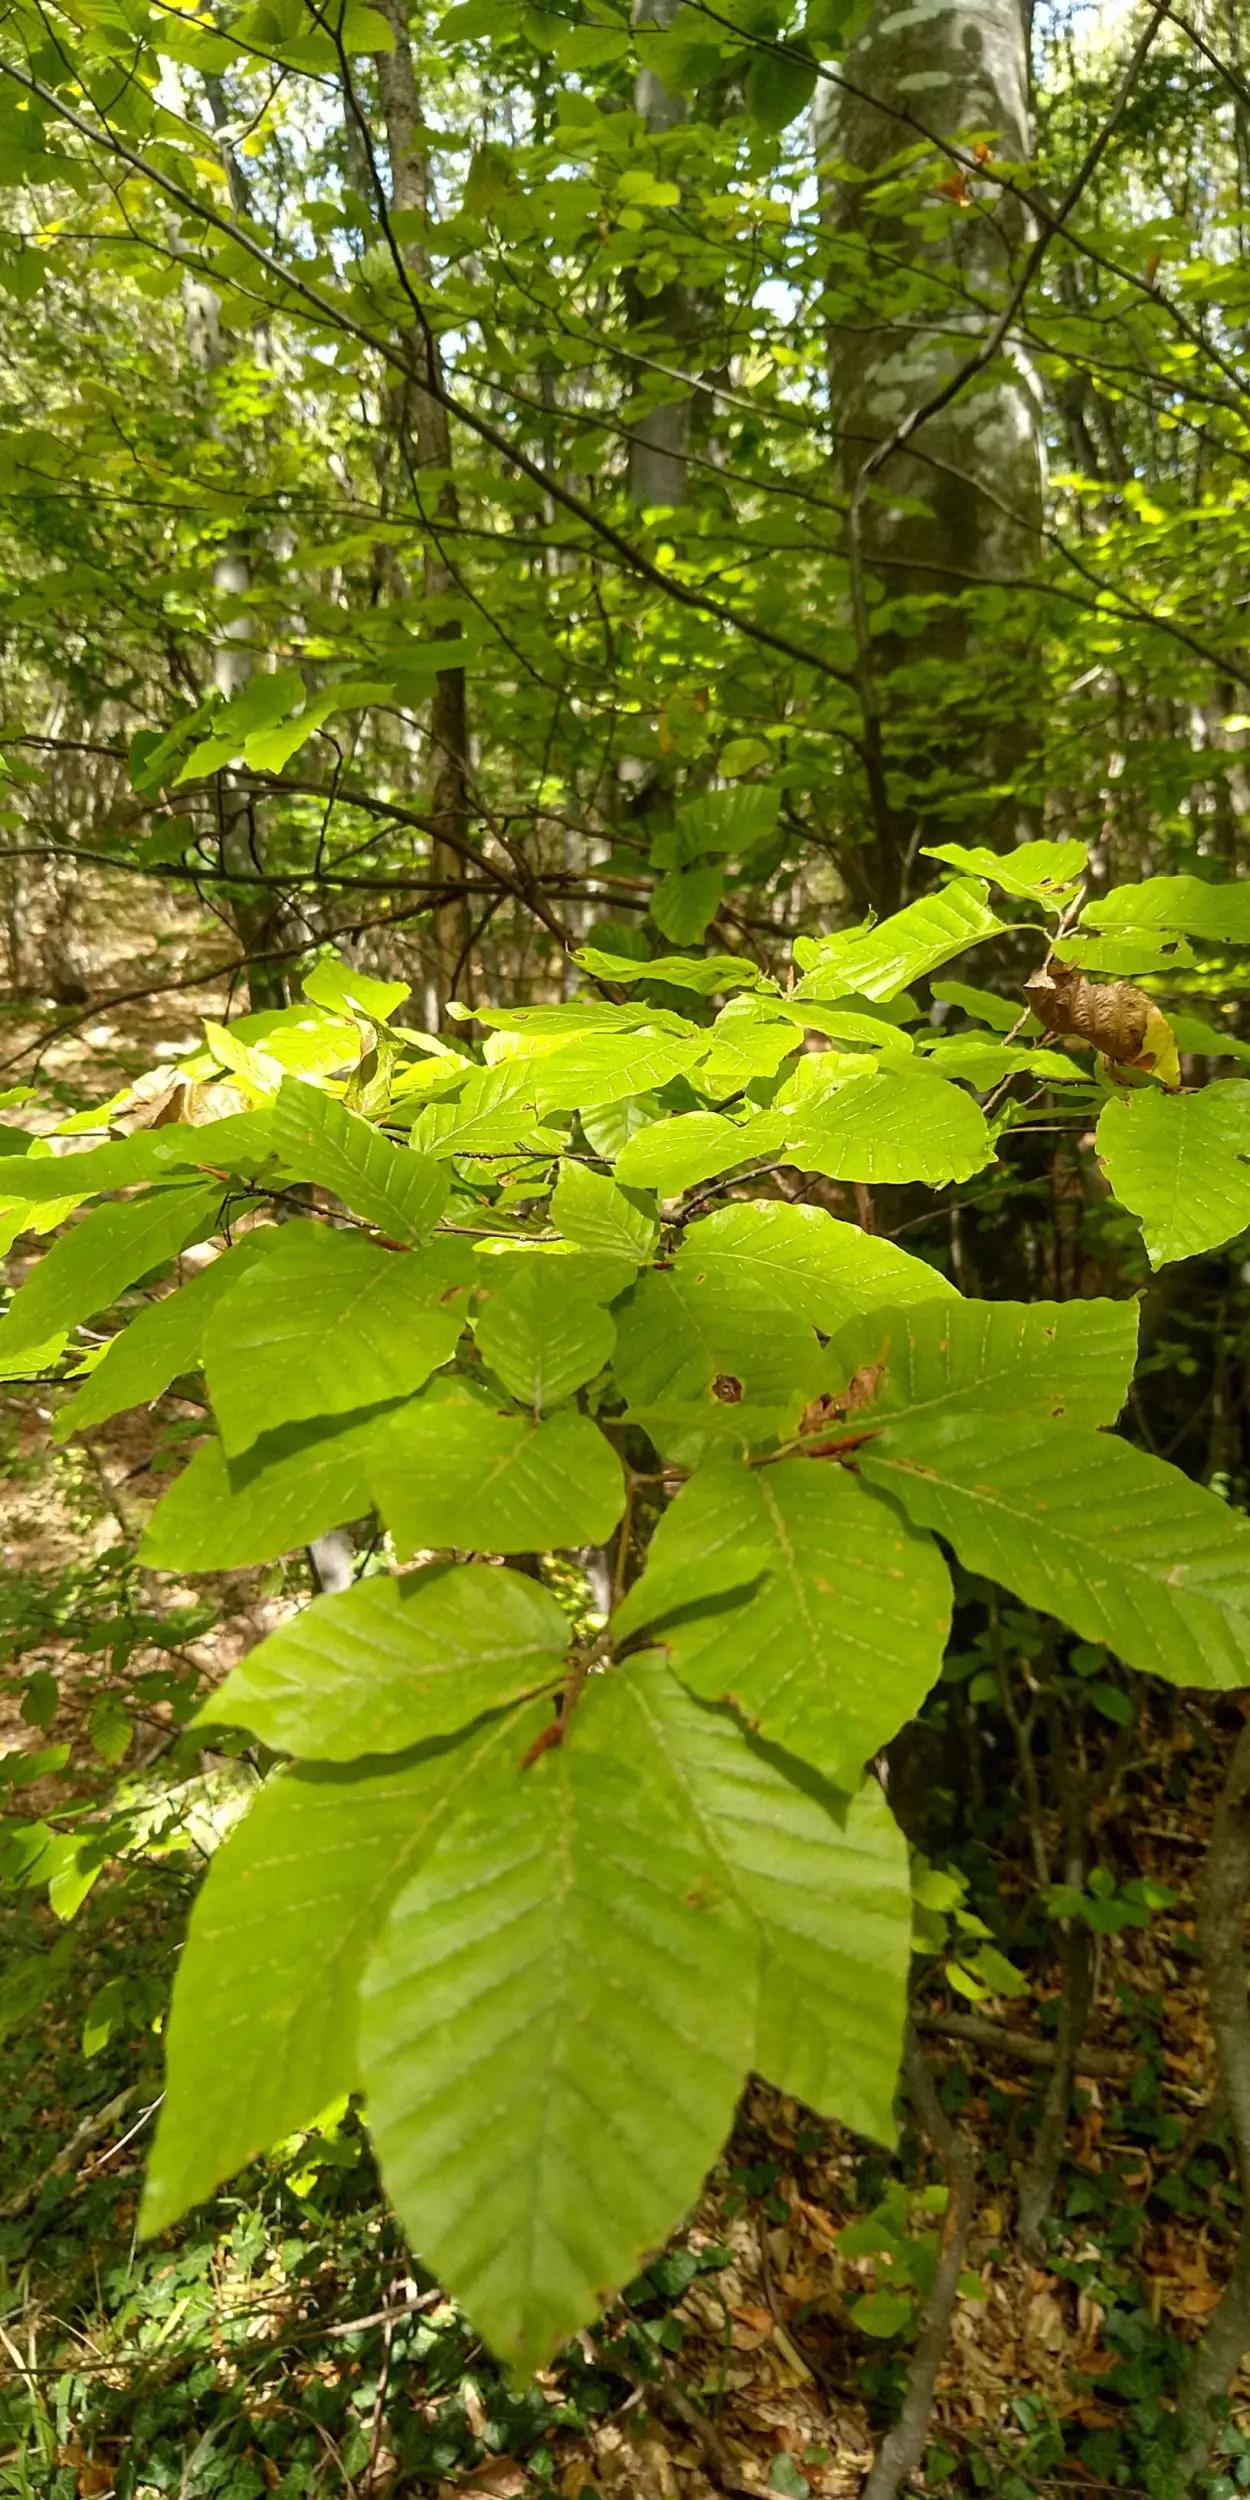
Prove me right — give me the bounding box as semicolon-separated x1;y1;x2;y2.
179;81;288;1011
626;0;691;511
818;0;1044;903
373;0;473;1025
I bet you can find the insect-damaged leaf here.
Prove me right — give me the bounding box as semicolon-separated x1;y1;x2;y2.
823;1297;1139;1433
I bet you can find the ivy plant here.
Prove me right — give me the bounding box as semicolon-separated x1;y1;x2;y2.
6;842;1250;2377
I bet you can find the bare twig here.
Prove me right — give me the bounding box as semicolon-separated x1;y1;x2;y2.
914;2008;1130;2079
860;2031;977;2500
0;2087;137;2221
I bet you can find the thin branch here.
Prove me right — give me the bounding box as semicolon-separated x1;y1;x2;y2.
860;2030;978;2500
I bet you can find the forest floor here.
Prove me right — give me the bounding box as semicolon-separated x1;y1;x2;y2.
2;907;1249;2500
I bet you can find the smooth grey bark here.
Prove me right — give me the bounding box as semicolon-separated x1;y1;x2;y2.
818;0;1044;897
626;0;691;510
179;81;288;1009
373;0;474;1022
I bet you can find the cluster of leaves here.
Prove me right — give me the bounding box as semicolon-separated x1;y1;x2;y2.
2;847;1249;2381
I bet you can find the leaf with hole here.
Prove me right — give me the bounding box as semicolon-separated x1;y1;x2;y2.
825;1296;1138;1432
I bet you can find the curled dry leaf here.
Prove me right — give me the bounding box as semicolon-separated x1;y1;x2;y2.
1024;964;1151;1062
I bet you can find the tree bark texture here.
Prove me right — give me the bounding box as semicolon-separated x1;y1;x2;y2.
374;0;473;1021
819;0;1044;895
626;0;691;511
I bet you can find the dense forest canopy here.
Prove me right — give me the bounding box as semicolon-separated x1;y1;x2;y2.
7;3;1250;2499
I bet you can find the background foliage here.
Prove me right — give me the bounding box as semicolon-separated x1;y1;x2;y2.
6;0;1250;2495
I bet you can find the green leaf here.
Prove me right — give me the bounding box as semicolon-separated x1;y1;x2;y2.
785;1067;993;1186
552;20;629;63
825;1296;1139;1432
678;1201;955;1335
88;1696;131;1765
1169;1013;1250;1063
651;863;724;945
141;1701;544;2234
1082;876;1250;942
0;1184;224;1358
580;1656;909;2141
211;1012;358;1078
861;1417;1250;1688
369;1395;625;1556
637;1459;952;1790
198;1564;570;1760
615;1267;823;1459
409;1060;561;1157
698;999;804;1088
1097;1084;1250;1266
0;1130;243;1215
931;981;1023;1033
358;1726;754;2374
794;882;1002;1003
174;668;304;782
0;1115;272;1208
533;1029;707;1113
660;786;781;865
550;1159;658;1261
272;1079;449;1242
574;949;771;994
852;2289;913;2338
243;679;393;774
302;959;409;1025
1055;932;1195;977
743;40;817;128
773;1001;917;1052
53;1235;279;1440
473;1257;615;1408
915;1035;1083;1089
719;737;771;776
140;1406;398;1571
923;838;1087;903
615;1112;786;1198
204;1224;467;1453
